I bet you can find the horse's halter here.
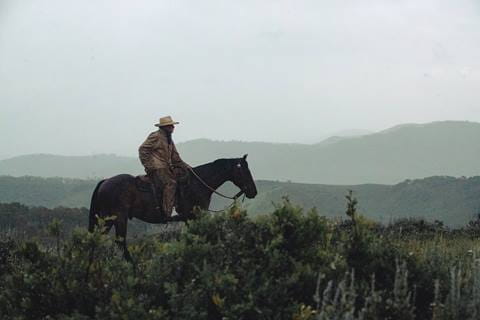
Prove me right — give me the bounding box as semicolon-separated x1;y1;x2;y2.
232;162;250;198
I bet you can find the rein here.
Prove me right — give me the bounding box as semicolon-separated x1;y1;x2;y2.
188;167;245;212
189;167;245;200
203;194;246;213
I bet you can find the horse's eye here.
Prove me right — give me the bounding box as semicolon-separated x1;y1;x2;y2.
236;163;242;168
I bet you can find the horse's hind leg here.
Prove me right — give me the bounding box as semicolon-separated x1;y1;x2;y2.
89;212;115;234
104;219;114;234
114;215;131;261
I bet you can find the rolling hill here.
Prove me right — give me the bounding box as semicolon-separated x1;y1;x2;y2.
1;175;479;226
1;121;479;184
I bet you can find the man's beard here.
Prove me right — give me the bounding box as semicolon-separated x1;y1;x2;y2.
161;128;173;144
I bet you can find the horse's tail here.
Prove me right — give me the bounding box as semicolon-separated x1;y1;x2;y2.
88;179;105;232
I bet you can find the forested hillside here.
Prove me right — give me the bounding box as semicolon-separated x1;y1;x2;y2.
1;121;480;184
0;176;97;208
1;175;479;226
248;176;480;226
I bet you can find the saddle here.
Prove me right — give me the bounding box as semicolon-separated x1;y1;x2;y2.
132;174;189;220
135;173;190;193
135;174;155;192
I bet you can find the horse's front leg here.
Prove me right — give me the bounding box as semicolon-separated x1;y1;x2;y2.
114;213;131;261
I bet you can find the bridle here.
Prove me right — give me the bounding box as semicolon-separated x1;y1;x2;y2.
188;167;246;212
188;167;245;200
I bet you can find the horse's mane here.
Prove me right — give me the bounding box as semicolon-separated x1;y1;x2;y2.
193;158;237;176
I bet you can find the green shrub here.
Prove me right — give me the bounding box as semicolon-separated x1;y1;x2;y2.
1;199;480;319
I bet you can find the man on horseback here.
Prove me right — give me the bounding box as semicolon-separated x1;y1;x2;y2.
138;116;191;217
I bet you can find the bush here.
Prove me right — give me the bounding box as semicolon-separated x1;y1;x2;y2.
1;198;479;319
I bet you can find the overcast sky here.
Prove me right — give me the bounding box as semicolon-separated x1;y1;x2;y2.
1;0;479;158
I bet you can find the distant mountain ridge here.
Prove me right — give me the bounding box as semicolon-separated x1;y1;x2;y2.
1;121;479;184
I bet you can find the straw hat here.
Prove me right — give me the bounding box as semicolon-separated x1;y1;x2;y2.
154;116;179;127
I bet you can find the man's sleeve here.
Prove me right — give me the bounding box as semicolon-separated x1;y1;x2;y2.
138;132;158;169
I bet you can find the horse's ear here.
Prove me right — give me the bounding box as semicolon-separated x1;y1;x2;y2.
243;154;248;160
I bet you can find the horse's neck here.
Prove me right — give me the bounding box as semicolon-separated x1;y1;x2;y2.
194;162;232;192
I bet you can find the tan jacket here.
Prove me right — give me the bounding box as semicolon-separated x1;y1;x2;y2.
138;129;188;172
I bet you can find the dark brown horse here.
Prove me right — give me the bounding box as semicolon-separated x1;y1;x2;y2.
88;155;257;259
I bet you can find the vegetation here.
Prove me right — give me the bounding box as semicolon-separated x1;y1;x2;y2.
1;195;480;319
0;202;159;240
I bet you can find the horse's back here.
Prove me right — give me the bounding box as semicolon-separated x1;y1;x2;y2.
102;173;137;184
94;174;138;212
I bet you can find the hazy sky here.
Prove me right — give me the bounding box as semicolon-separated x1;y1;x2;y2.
1;0;479;158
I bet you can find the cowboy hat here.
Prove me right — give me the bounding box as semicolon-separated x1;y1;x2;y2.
154;116;179;127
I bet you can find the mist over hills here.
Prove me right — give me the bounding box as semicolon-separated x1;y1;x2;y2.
0;154;140;180
1;121;479;184
1;175;479;226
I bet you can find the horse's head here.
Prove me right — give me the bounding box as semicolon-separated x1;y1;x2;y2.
231;154;257;199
